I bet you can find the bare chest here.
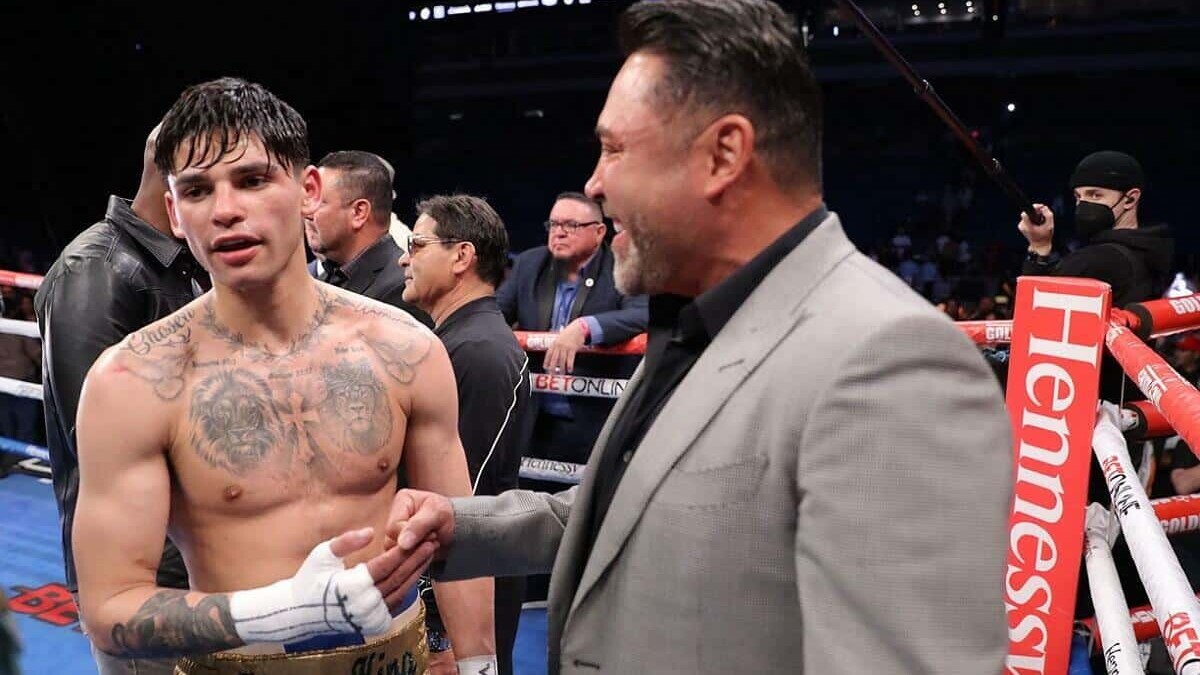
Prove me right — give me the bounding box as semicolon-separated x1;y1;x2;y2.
169;343;407;509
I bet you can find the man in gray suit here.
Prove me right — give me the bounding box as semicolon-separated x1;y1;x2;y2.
389;1;1014;673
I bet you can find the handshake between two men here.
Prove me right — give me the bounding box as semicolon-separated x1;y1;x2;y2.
253;490;461;644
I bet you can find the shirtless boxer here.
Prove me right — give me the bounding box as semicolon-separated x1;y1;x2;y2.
72;77;496;675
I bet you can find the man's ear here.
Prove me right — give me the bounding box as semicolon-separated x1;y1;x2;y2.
164;189;184;239
346;199;372;232
452;242;476;276
1125;187;1141;206
698;114;755;200
300;165;322;218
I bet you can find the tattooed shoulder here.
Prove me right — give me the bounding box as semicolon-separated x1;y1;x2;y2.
335;291;424;330
329;293;434;385
114;307;196;401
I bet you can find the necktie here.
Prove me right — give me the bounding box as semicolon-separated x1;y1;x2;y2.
322;263;347;286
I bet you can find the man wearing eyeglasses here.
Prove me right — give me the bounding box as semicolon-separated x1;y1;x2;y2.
399;194;533;675
310;150;432;327
496;192;648;468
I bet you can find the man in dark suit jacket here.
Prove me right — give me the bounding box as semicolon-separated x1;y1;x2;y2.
309;150;432;327
496;192;648;464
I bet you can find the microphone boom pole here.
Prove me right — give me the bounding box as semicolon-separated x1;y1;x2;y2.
831;0;1045;224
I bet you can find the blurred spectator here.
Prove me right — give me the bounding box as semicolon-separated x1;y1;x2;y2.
497;191;648;466
0;292;41;444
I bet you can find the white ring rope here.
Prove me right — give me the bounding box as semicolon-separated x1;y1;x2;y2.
0;317;40;339
1084;503;1145;674
529;372;629;400
0;375;42;402
1093;402;1200;675
0;304;589;484
519;456;585;485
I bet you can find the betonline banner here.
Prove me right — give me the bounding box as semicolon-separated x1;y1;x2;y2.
1004;277;1110;675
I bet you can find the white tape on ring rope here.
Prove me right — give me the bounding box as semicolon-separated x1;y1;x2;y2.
0;318;40;340
529;373;628;400
1084;504;1146;675
519;457;585;485
1094;403;1200;675
0;376;42;401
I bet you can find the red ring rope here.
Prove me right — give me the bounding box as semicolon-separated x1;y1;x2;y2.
1106;323;1200;460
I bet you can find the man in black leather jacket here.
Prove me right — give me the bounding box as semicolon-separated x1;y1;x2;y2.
34;125;207;673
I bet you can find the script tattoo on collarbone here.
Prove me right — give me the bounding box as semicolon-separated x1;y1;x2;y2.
118;307;196;400
110;590;238;658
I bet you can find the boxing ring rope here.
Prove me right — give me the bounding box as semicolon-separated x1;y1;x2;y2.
1106;323;1200;458
997;276;1200;674
1083;503;1144;674
956;293;1200;347
0;270;42;292
6;270;1200;673
1092;403;1200;674
0;270;648;487
512;330;646;485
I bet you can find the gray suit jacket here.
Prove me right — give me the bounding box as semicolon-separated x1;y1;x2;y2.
438;213;1013;674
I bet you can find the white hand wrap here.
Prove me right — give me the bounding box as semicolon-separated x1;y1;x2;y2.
229;539;391;645
457;655;499;675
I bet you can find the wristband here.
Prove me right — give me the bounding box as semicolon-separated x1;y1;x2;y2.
1025;249;1059;266
427;627;453;653
457;655;499;675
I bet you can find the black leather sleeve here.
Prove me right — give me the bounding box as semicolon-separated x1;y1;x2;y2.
40;255;143;446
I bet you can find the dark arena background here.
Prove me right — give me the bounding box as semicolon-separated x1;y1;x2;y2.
0;1;1197;673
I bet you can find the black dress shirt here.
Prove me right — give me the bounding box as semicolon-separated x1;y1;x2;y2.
435;296;532;497
586;205;828;545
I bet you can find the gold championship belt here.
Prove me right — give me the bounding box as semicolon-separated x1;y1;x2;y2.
175;600;428;675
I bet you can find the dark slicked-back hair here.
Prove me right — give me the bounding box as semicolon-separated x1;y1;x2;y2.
555;191;604;222
416;194;509;288
318;151;394;228
155;77;309;177
618;0;822;189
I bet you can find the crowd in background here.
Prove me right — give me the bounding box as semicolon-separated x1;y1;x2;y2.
0;174;1194;460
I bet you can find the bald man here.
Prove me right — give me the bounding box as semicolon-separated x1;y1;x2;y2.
35;123;209;675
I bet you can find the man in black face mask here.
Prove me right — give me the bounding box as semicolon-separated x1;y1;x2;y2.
1018;150;1174;309
1017;151;1177;631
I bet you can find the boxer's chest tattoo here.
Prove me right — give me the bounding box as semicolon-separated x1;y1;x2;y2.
188;370;283;474
124;291;436;477
187;357;398;476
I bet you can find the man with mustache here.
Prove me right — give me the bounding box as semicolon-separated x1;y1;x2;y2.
496;192;647;467
389;1;1014;672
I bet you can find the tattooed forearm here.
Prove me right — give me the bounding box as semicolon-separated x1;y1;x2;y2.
320;358;393;454
359;331;431;384
109;590;240;658
189;370;282;474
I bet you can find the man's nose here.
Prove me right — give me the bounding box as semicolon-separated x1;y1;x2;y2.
211;183;245;228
